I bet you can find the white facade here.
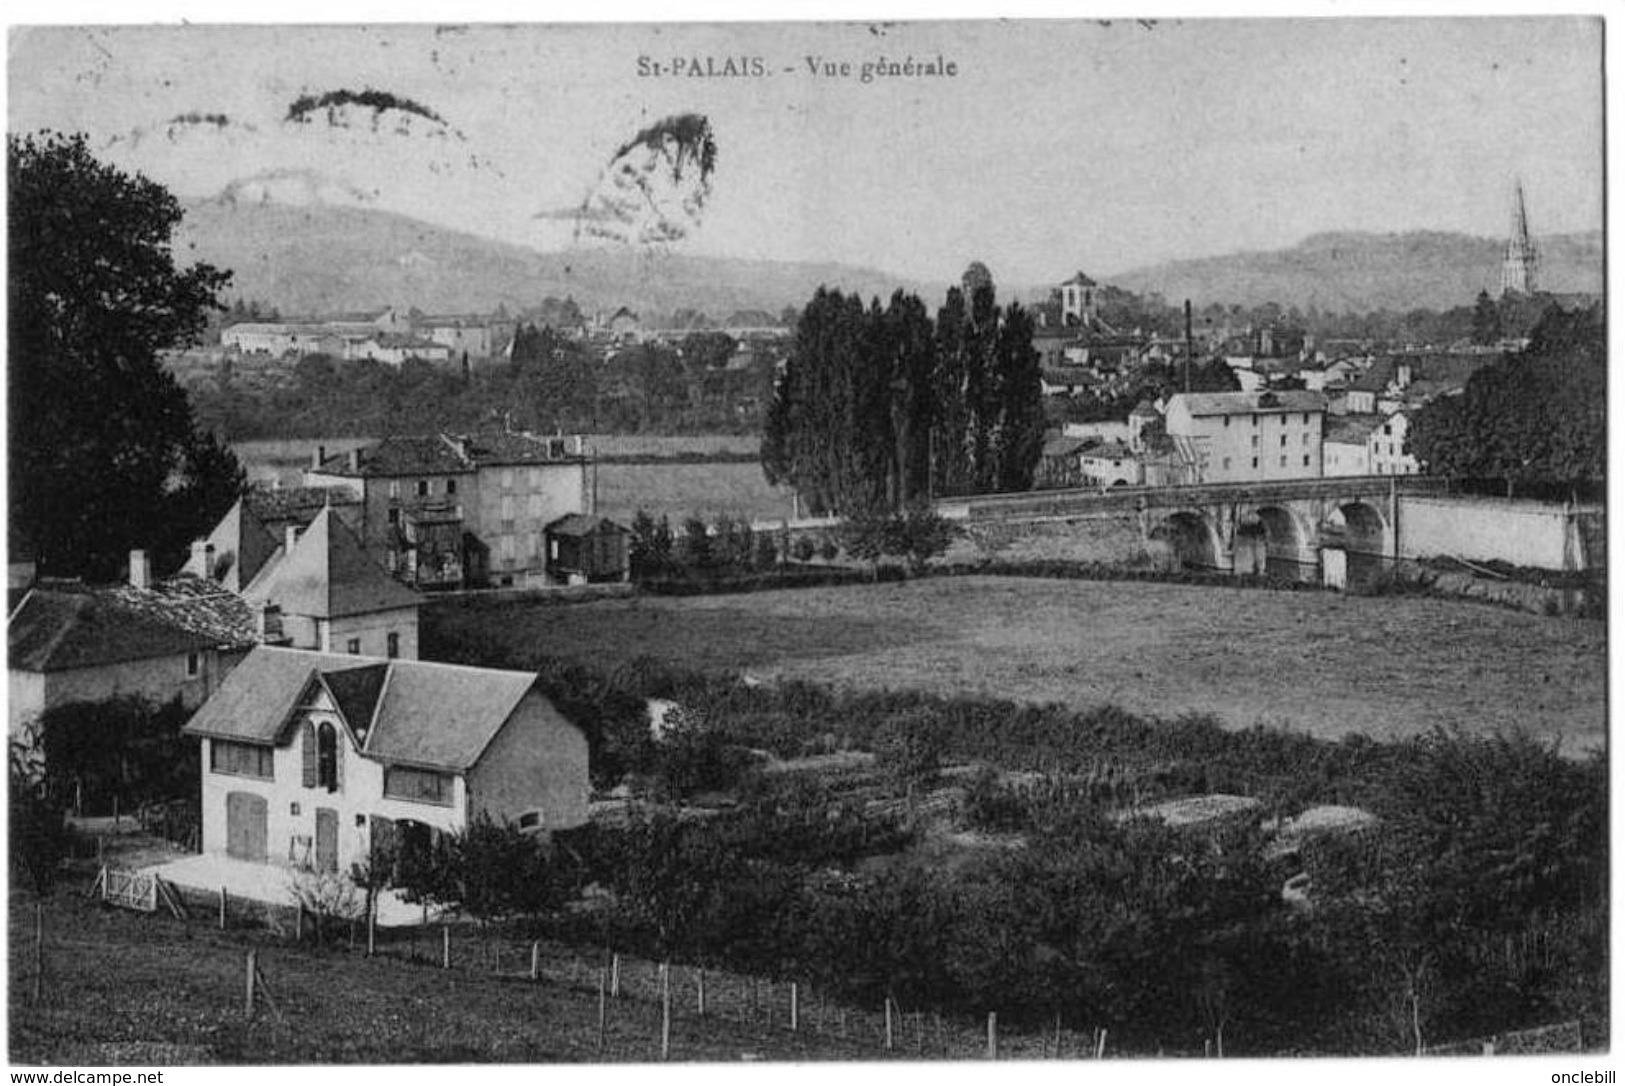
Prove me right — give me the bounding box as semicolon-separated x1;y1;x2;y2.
1163;392;1326;484
1369;412;1420;476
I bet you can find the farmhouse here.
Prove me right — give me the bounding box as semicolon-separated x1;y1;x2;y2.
9;552;259;733
303;427;592;589
239;507;423;660
183;646;589;876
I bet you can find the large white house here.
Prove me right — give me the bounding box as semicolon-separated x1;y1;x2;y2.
1162;390;1327;484
183;646;589;877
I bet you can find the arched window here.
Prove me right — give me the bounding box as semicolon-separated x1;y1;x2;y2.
317;722;339;791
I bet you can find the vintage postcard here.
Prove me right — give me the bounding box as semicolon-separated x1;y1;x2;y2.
5;12;1609;1075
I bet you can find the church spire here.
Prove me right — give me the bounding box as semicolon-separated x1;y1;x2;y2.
1500;180;1539;297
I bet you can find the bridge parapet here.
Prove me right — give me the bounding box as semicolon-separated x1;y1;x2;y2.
953;475;1447;522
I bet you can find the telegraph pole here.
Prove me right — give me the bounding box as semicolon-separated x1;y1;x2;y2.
1183;299;1194;393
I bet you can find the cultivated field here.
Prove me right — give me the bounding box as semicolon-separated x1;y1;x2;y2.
427;576;1607;751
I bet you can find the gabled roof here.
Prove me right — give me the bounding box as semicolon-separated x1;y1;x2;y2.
245;486;362;526
244;507;420;619
1324;414;1385;445
546;514;628;538
1060;271;1098;287
1168;390;1327;417
184;646;554;772
10;576;259;673
1349;358;1398;393
314;429;583;477
187;498;283;592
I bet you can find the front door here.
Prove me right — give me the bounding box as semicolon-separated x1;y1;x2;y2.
225;792;267;862
315;807;339;873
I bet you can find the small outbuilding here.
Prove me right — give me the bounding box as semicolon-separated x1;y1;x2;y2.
544;514;630;585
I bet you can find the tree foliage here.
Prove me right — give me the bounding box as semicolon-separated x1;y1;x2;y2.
763;270;1046;515
9;131;242;577
1409;304;1605;497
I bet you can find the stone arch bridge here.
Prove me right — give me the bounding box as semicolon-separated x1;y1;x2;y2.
946;476;1452;579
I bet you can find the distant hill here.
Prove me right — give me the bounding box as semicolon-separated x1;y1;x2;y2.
174;199;941;318
1104;230;1604;313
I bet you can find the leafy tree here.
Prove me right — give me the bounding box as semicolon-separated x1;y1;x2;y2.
9;131;242;577
1409;304;1604;498
10;733;69;896
394;813;567;932
1470;290;1502;346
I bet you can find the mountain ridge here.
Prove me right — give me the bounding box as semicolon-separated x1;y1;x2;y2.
174;200;1604;319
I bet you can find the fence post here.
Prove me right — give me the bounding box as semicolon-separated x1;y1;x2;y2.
790;982;799;1032
697;967;706;1016
32;902;44;1005
884;998;894;1051
1096;1027;1107;1059
245;949;257;1016
610;953;621;997
442;926;450;970
597;964;608;1053
660;963;672;1061
530;942;540;982
987;1011;997;1059
366;902;376;957
218;886;227;930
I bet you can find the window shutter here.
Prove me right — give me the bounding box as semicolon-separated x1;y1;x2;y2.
302;721;317;788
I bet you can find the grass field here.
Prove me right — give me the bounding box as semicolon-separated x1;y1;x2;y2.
426;576;1607;751
593;461;795;523
8;884;904;1065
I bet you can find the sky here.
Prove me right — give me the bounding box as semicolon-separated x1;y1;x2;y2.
6;14;1607;287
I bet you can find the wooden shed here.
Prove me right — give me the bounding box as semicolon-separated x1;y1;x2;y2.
544;514;630;584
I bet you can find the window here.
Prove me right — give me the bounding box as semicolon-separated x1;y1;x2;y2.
387;632;400;659
500;535;515;567
1279;434;1287;447
388;507;400;526
347;638;361;655
501;468;514;490
389;480;400;499
186;652;201;678
1303;455;1311;466
1251;415;1258;427
1279;456;1287;467
1250;435;1259;448
517;810;544;833
211;740;273;779
303;721;340;790
1251;457;1259;469
501;495;515;522
446;478;457;496
1302;433;1310;445
1222;457;1231;469
384;765;453;806
1382;424;1391;436
1303;413;1311;425
1223;417;1231;428
416;479;429;497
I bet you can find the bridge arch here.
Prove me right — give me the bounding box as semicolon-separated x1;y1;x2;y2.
1328;500;1391;557
1231;504;1314;577
1150;509;1222;570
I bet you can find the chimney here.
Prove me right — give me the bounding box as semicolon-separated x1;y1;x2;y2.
348;448;361;472
285;525;300;555
129;549;150;591
311;444;327;470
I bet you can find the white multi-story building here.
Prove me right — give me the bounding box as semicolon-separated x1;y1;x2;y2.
1162;390;1327;484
